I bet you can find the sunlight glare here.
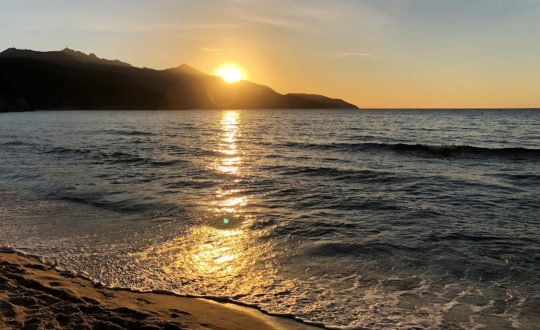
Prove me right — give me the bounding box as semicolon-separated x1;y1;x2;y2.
217;65;244;83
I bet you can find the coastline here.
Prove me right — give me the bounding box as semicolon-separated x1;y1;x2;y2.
0;251;322;330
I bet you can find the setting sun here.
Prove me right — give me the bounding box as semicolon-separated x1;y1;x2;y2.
216;65;244;83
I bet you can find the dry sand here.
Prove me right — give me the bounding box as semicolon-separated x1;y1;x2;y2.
0;251;321;330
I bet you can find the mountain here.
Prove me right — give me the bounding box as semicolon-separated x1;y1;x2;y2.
0;48;358;111
0;48;132;68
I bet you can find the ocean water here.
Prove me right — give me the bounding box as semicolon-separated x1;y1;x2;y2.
0;109;539;329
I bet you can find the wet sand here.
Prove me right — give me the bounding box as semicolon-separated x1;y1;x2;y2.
0;251;321;330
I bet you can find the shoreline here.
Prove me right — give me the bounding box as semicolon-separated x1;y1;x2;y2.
0;251;323;330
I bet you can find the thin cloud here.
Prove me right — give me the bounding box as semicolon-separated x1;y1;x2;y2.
334;52;371;59
228;0;335;20
241;16;299;30
230;0;339;34
86;23;245;33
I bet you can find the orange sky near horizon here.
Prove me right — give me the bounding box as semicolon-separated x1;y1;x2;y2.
1;0;540;108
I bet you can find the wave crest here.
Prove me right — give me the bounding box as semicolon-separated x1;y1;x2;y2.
280;141;540;159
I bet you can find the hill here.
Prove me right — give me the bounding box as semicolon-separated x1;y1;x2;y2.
0;48;358;111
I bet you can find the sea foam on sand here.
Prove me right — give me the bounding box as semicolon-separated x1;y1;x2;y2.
0;251;318;330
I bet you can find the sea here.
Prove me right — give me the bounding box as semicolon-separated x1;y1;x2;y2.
0;109;539;329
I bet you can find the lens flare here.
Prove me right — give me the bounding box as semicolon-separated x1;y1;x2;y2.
216;65;244;83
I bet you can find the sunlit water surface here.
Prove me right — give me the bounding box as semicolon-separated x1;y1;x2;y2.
1;109;539;329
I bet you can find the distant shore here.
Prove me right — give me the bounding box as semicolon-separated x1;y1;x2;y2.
0;251;320;330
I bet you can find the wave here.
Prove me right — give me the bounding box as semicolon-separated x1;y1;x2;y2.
103;129;157;136
273;165;413;184
492;173;540;183
424;232;539;244
1;140;34;146
388;143;540;158
279;141;540;159
44;146;92;155
43;146;184;166
278;166;376;177
306;241;419;257
51;192;181;215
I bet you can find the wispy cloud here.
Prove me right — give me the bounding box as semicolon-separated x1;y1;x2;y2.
333;52;371;59
241;16;300;30
228;0;340;33
135;23;245;32
228;0;336;20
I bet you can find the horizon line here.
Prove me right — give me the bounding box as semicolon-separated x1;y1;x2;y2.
358;107;540;110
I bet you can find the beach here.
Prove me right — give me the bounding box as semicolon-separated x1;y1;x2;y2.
0;251;319;330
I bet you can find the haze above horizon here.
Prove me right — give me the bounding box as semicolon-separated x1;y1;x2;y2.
1;0;540;108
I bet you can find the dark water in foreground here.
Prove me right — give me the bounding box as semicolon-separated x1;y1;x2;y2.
1;109;539;329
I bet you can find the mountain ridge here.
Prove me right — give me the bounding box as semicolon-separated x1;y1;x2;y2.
0;48;358;111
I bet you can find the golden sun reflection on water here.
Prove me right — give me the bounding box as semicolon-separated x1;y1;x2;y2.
141;111;265;281
183;226;247;276
126;110;282;300
215;111;241;175
193;111;249;276
134;111;274;286
212;111;246;221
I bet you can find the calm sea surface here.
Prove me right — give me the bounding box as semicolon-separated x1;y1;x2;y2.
1;109;539;329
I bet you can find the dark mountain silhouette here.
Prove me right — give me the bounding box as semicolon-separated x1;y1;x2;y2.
0;48;132;68
0;48;358;112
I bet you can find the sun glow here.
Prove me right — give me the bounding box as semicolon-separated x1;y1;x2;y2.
216;65;244;83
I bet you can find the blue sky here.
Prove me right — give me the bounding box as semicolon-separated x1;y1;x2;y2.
1;0;540;107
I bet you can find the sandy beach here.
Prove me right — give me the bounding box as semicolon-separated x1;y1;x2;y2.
0;251;320;330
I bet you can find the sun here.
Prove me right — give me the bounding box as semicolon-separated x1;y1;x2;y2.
216;65;244;83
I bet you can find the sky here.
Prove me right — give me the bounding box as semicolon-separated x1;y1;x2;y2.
1;0;540;108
